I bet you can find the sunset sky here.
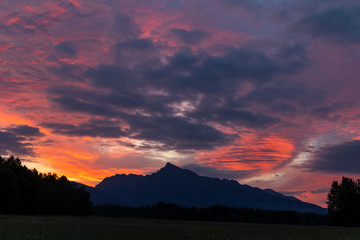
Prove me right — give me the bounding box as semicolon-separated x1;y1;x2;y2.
1;0;360;207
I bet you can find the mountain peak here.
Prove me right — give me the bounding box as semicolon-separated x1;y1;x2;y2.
155;162;198;177
164;162;178;169
158;162;182;173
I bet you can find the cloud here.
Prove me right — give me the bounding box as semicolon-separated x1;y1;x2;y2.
44;30;313;151
240;80;326;114
169;50;201;69
305;140;360;174
112;12;141;41
296;6;360;44
45;84;233;150
87;47;299;97
152;46;307;96
54;41;77;56
114;38;159;67
182;163;257;179
189;106;281;129
311;101;353;121
48;85;174;115
310;188;330;194
124;114;232;150
0;125;43;156
7;125;44;137
170;28;209;45
84;65;136;93
42;115;232;151
0;0;358;208
42;120;126;138
52;96;118;116
115;38;155;50
218;0;261;10
280;190;307;196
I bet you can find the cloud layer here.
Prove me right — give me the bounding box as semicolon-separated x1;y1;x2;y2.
0;0;359;206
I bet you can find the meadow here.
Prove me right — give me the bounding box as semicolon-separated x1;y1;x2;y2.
1;215;360;240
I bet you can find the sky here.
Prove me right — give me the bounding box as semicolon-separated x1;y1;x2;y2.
0;0;360;207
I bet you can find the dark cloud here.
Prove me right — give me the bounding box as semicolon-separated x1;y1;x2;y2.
42;114;232;150
311;102;353;121
271;103;297;115
305;140;360;174
114;38;159;67
182;163;257;179
214;109;280;128
85;44;307;96
189;105;280;129
310;188;330;194
0;125;43;156
54;42;77;56
46;40;312;150
44;13;313;152
47;64;83;80
195;49;280;83
52;96;117;116
240;80;326;117
42;120;126;138
273;44;307;71
46;84;233;150
169;50;201;69
280;190;307;196
7;125;44;137
85;65;136;92
170;28;209;45
0;132;32;156
115;38;154;50
219;0;261;10
49;85;175;115
156;47;307;96
126;115;232;150
49;88;277;147
245;85;307;104
1;12;42;34
113;13;141;40
296;6;360;44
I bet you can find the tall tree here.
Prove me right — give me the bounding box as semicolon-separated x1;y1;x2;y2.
327;177;360;226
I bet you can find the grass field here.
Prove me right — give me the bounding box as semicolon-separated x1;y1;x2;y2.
1;215;360;240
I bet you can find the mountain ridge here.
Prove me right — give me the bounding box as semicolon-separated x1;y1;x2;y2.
91;162;326;214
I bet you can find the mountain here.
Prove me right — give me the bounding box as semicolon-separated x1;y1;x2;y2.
93;163;326;214
75;183;125;206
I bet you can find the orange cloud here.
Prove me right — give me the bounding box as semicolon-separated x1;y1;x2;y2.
197;134;295;172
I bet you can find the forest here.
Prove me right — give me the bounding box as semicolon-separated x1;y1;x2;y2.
94;202;328;225
0;156;92;215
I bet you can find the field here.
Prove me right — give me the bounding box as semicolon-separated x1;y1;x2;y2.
1;215;360;240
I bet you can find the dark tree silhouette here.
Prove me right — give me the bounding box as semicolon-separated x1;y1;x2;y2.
0;156;92;215
93;202;328;225
327;176;360;226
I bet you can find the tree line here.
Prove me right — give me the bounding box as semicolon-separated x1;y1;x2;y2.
94;202;328;225
0;156;92;215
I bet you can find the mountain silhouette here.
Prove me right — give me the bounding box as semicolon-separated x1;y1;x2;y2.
93;163;325;213
75;182;125;206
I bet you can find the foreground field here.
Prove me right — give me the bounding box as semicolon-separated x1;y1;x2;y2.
1;215;360;240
